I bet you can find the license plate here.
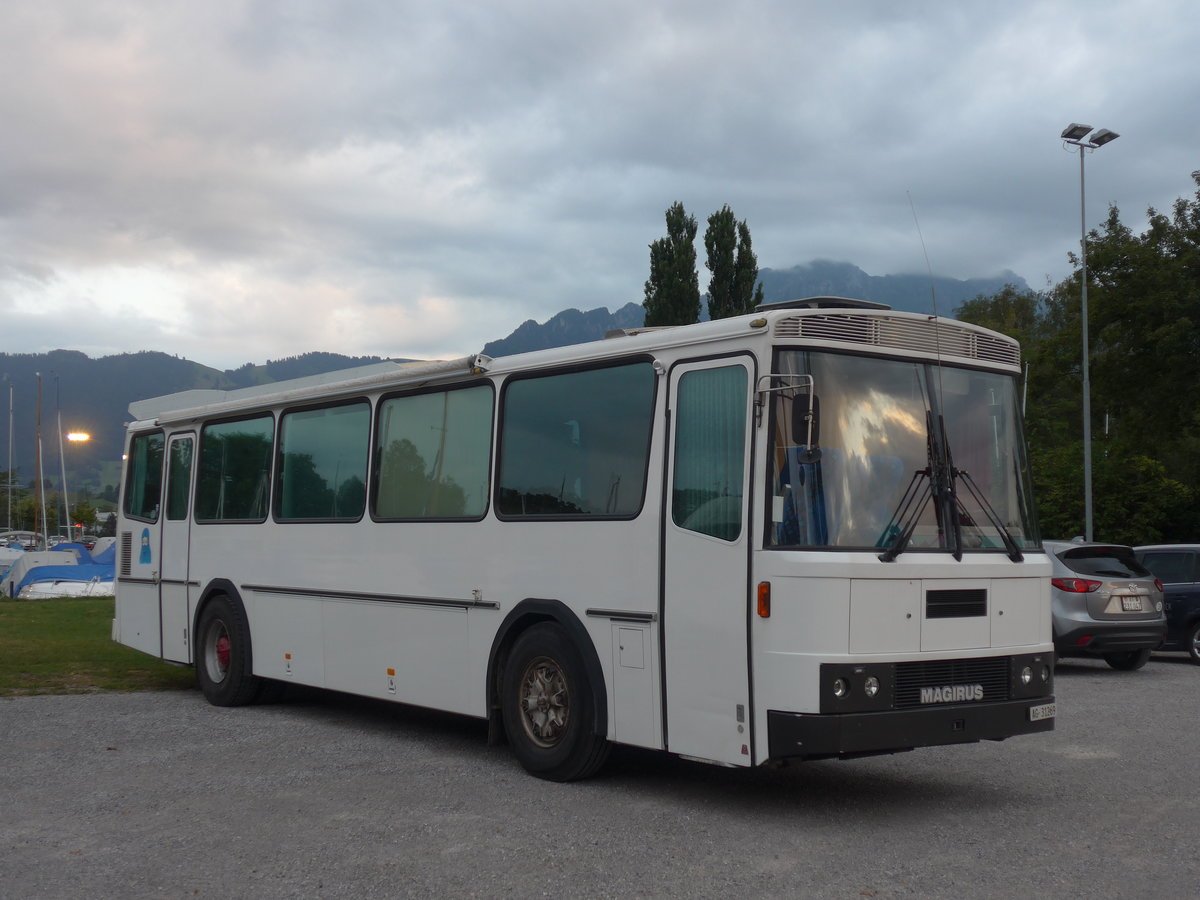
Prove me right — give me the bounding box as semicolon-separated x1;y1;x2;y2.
1121;596;1143;612
1029;702;1056;722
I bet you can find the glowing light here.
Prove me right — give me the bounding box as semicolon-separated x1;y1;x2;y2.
67;432;91;442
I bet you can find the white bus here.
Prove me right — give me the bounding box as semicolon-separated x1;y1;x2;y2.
113;298;1055;781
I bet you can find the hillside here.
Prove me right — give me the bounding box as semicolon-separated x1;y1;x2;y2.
0;351;403;492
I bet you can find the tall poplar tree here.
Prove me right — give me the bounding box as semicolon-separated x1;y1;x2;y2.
643;202;700;326
705;204;764;319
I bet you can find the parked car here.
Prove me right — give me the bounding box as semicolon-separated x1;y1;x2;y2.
1133;545;1200;664
1045;540;1166;670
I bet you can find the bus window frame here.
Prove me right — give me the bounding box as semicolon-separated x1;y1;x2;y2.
493;355;659;523
194;410;277;525
369;380;496;524
272;396;373;525
122;428;166;524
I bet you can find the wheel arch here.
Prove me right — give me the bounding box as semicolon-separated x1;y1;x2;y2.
486;599;608;741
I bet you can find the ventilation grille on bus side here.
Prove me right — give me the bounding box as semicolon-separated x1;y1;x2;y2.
120;532;132;577
894;657;1011;708
773;314;1021;366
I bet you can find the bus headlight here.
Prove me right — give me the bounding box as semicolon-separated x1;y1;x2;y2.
863;676;880;698
1020;666;1033;686
832;677;849;699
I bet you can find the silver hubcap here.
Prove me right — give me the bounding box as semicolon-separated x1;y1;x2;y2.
518;656;569;748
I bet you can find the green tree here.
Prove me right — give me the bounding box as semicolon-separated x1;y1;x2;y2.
704;205;764;319
955;174;1200;543
69;500;97;535
643;202;700;326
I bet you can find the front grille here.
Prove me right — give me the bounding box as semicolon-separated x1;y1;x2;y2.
927;588;987;618
894;657;1010;708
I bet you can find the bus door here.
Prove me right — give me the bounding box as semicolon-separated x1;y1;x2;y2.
159;433;195;663
663;356;754;765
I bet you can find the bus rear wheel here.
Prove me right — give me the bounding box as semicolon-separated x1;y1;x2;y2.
196;595;265;707
502;623;609;782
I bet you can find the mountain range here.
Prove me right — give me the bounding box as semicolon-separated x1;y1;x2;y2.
482;260;1026;356
2;261;1028;492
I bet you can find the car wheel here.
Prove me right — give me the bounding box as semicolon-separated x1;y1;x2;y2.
1103;648;1152;671
1187;622;1200;665
502;622;610;782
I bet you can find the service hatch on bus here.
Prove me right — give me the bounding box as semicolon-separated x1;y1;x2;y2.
113;297;1055;781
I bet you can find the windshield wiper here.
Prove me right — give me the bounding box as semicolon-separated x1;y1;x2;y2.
876;466;933;562
952;466;1024;562
878;412;962;562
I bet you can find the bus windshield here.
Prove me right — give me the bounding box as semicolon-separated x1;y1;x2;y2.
767;350;1039;554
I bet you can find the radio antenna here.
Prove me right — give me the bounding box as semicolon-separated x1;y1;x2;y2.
907;191;939;318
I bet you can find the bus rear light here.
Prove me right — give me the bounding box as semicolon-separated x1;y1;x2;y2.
1052;577;1102;593
757;582;771;618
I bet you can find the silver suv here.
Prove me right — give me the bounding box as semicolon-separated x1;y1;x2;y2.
1046;540;1166;670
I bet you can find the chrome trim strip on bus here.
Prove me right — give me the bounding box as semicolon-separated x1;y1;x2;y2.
159;578;200;587
585;608;658;623
117;576;160;587
242;583;502;610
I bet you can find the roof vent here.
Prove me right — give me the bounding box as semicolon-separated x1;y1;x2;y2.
756;296;892;312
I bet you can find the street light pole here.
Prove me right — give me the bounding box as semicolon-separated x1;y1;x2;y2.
1060;123;1119;542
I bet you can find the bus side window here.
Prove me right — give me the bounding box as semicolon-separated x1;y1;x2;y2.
195;415;275;523
497;362;655;518
276;402;370;521
123;431;165;522
374;385;493;520
672;366;747;541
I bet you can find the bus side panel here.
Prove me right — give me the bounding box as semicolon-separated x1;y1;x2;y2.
116;526;165;658
245;591;326;687
322;601;469;712
115;577;162;658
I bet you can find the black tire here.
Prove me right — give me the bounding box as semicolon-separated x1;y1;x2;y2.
1103;648;1152;671
1187;622;1200;665
195;595;265;706
501;622;610;782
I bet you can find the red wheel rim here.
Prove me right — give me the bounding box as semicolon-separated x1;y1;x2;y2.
215;634;231;671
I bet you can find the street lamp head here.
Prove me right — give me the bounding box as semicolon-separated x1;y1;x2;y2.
1089;128;1119;147
1061;123;1093;141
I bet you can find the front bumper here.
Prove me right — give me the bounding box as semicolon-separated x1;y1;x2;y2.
767;696;1055;761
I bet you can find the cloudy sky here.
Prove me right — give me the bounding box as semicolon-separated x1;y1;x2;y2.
2;1;1197;370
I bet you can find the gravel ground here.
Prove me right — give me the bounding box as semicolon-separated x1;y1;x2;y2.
2;654;1198;899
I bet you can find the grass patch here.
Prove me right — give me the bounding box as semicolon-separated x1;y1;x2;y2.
0;597;196;696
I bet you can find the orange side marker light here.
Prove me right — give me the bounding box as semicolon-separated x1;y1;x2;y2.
757;581;771;618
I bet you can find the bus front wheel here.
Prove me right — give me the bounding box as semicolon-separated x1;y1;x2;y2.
502;622;609;781
196;595;265;707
